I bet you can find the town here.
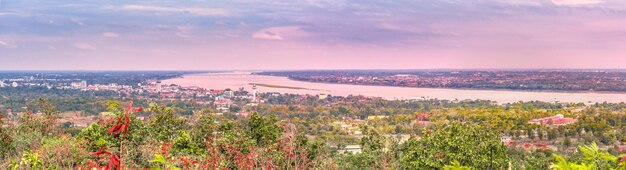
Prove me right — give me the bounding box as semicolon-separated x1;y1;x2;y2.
259;70;626;92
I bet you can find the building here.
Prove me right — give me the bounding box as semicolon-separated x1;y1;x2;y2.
0;80;4;88
224;90;234;98
252;84;257;102
156;81;162;93
343;145;362;154
528;114;577;126
236;112;250;117
11;82;18;87
71;81;88;89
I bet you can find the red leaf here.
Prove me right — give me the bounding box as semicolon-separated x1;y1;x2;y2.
91;146;110;156
120;123;128;135
107;124;122;134
125;101;134;114
134;107;143;112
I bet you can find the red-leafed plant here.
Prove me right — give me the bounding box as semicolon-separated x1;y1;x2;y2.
87;146;122;170
150;141;201;170
88;101;142;170
202;135;224;170
103;101;142;137
0;114;13;159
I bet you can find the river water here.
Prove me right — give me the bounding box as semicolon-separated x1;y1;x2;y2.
162;72;626;104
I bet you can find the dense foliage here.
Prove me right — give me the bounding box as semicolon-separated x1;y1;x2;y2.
401;123;508;169
0;96;625;169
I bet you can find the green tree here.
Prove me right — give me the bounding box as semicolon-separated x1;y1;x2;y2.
172;131;202;155
578;142;618;169
191;112;215;147
550;143;624;170
551;154;594;170
443;161;471;170
246;112;280;147
359;125;385;152
400;123;508;169
147;103;186;141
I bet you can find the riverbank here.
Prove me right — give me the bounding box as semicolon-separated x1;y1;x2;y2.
276;76;626;95
250;83;314;90
163;72;626;104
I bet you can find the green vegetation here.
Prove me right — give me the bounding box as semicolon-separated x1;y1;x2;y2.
401;123;508;169
0;95;625;169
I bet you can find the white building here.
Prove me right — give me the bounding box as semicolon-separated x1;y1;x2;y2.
81;81;87;89
224;90;234;98
11;82;18;87
71;81;88;89
343;145;362;154
156;81;162;93
252;84;257;102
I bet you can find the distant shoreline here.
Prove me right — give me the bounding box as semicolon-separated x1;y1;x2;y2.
175;72;626;95
250;83;315;90
277;76;626;95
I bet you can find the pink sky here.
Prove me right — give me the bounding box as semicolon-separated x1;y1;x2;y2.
0;0;625;70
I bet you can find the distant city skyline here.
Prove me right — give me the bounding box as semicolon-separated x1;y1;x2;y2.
1;0;626;70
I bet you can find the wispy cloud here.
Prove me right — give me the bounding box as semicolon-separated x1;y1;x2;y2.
121;5;230;16
0;11;29;17
551;0;603;6
102;32;119;38
487;0;544;7
72;43;97;50
252;26;309;40
0;40;17;48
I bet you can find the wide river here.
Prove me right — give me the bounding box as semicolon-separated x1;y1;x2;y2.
163;72;626;104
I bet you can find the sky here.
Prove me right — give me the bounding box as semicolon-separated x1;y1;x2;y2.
0;0;625;70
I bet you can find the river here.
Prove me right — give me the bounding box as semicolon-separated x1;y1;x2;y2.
162;72;626;104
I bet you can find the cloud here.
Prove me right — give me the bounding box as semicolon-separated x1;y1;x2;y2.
121;5;230;16
72;43;97;50
378;23;425;33
551;0;603;6
252;26;309;40
486;0;544;7
0;41;17;48
0;12;28;17
102;32;119;38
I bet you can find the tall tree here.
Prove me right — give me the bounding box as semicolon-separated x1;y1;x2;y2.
400;123;508;169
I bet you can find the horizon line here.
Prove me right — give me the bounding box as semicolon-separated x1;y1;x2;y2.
0;68;624;72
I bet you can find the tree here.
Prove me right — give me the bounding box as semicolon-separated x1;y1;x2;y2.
400;123;508;169
246;112;280;147
0;114;13;159
551;154;594;170
359;125;385;152
147;103;186;141
551;142;625;170
563;137;572;148
578;142;618;169
191;113;215;147
443;161;471;170
172;131;202;155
